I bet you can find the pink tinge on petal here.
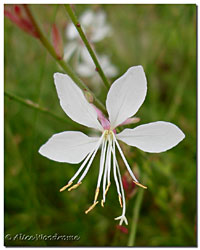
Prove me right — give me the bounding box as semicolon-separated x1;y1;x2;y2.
119;117;140;126
91;104;110;130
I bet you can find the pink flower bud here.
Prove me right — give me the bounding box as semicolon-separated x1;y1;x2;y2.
4;5;39;38
14;5;21;17
52;24;63;60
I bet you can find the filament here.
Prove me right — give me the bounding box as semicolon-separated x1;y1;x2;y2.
113;135;138;183
116;159;126;216
112;139;122;198
97;139;107;188
102;139;112;203
68;144;98;184
107;138;112;186
78;133;104;183
94;139;107;202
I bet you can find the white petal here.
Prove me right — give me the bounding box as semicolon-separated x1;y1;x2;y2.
39;131;100;163
91;11;111;42
76;48;96;77
105;65;118;78
54;73;102;130
80;10;94;27
99;55;118;77
76;62;94;77
95;11;106;27
116;121;185;153
66;23;78;40
91;25;111;42
106;66;147;129
64;42;78;61
80;46;94;64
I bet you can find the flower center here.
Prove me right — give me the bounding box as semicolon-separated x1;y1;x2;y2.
104;129;114;140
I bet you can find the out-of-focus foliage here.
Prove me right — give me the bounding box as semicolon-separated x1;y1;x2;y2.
4;4;196;246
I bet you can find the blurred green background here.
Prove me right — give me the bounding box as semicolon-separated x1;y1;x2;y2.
4;4;196;247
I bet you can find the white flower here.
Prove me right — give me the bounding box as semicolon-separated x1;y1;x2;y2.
64;9;111;62
39;66;185;225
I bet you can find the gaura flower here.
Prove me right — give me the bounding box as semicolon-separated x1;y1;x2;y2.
64;9;111;61
39;66;185;225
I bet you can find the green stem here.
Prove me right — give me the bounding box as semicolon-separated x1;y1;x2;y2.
64;4;110;90
127;188;144;246
23;4;106;114
4;90;80;127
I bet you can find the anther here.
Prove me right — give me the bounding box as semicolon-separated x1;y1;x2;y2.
85;201;99;214
118;195;123;208
101;200;104;207
68;182;82;191
133;180;147;189
60;181;73;192
94;188;100;202
105;182;111;196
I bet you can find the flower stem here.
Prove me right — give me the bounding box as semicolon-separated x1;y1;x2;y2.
4;90;80;127
127;187;144;246
23;4;106;114
64;4;110;90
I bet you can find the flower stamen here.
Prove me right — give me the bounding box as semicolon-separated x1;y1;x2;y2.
105;182;111;195
113;135;138;183
68;144;98;184
60;181;73;192
102;139;111;203
85;201;99;214
118;195;123;208
68;182;82;191
78;133;105;184
94;187;100;202
133;180;147;189
96;140;107;189
112;141;122;201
